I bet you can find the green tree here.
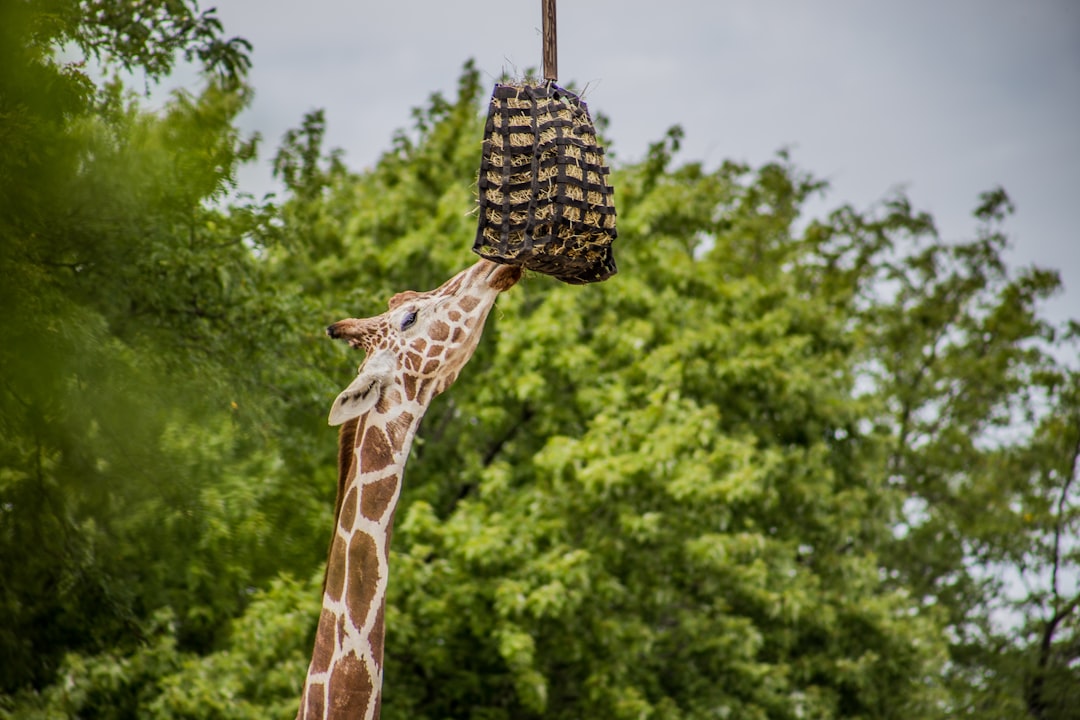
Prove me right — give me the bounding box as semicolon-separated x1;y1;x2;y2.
361;108;953;718
159;69;959;719
848;189;1079;717
0;0;335;701
263;68;1075;718
4;13;1077;716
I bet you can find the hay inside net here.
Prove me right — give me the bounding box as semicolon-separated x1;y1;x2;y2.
473;82;617;284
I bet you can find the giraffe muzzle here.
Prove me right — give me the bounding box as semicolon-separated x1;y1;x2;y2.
326;318;378;349
484;261;523;291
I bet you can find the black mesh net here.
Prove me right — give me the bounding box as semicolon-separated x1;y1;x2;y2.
473;83;617;284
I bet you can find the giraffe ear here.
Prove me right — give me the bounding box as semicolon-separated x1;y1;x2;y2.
328;352;395;426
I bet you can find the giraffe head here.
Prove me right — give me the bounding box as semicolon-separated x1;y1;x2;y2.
326;259;521;425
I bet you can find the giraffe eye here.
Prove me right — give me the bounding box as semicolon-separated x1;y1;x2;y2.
400;310;418;330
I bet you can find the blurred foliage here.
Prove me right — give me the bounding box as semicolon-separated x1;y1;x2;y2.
0;0;333;701
2;3;1078;719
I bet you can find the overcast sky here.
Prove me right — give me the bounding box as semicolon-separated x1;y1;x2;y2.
166;1;1079;326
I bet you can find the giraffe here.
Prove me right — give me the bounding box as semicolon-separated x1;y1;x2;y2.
297;258;522;720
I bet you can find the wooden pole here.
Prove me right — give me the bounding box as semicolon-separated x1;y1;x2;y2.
542;0;557;82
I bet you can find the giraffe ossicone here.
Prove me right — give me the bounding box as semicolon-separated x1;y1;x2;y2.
298;259;521;720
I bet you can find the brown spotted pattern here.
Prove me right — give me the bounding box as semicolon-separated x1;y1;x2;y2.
327;652;373;719
303;684;325;718
338;488;357;533
359;426;393;474
325;536;347;602
361;475;399;522
384;412;414;449
345;531;380;626
298;261;520;720
311;610;336;674
429;320;450;342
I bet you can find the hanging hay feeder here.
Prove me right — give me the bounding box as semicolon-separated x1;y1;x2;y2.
472;1;617;284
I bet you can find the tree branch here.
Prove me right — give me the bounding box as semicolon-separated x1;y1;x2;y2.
1050;416;1080;604
451;404;534;506
1025;408;1080;720
481;404;534;469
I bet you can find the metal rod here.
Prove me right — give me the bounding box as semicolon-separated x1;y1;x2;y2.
542;0;557;82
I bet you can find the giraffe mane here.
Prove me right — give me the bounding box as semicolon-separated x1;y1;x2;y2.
322;417;360;595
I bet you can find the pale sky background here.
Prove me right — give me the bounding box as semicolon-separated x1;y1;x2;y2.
163;1;1079;328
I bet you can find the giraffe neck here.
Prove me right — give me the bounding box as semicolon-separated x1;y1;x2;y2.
299;397;424;720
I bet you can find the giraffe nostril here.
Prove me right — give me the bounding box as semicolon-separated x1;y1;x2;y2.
326;324;340;339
